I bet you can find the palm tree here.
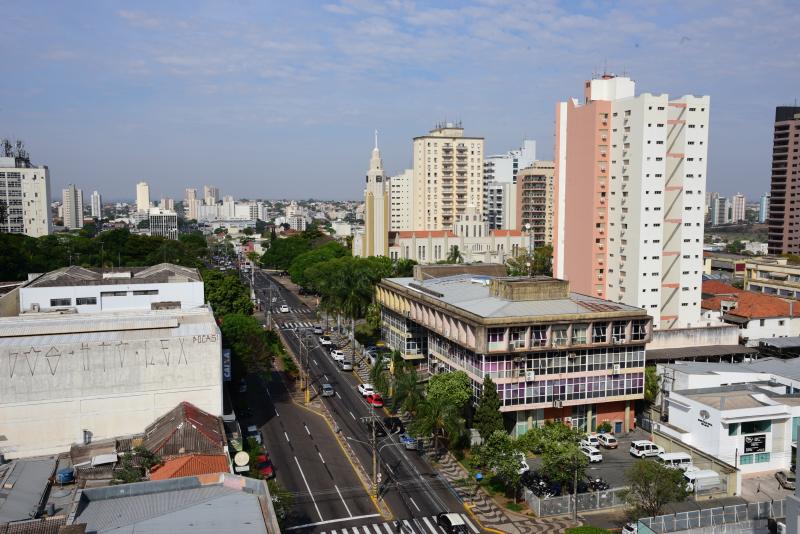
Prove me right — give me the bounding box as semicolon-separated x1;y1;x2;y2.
391;364;422;414
410;396;465;455
369;352;390;394
446;245;463;264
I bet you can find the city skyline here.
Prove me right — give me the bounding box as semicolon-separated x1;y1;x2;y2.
2;1;798;200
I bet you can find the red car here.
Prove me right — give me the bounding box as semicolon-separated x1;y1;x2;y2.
366;393;384;408
256;453;274;479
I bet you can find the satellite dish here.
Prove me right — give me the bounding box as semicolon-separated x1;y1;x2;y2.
234;451;250;467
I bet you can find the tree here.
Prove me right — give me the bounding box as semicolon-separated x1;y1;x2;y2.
474;376;504;439
288;241;348;287
392;364;423;414
219;314;276;378
370;352;390;395
242;227;254;236
426;371;472;410
137;219;150;229
540;442;588;494
260;236;312;270
409;395;465;453
268;479;294;526
644;366;661;404
446;245;463;264
622;460;688;518
203;270;253;316
471;430;523;499
505;244;553;277
517;421;582;454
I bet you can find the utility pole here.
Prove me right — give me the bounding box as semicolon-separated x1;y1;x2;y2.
572;460;578;521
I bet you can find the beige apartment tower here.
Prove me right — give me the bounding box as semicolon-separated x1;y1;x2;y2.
357;132;389;257
516;160;555;249
412;123;484;230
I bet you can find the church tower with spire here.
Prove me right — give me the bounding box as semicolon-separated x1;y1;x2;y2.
358;131;390;257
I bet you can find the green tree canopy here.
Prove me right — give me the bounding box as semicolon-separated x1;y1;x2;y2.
505;244;553;276
426;371;472;410
540;441;588;491
202;269;254;316
644;366;661;404
260;236;312;270
471;430;523;496
622;460;688;518
288;241;348;288
219;313;277;378
474;376;504;439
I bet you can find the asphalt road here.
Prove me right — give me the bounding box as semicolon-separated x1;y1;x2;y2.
250;269;467;531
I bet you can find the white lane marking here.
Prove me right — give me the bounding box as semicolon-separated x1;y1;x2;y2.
318;451;326;464
293;456;323;522
336;392;342;399
461;514;480;534
385;464;394;474
372;525;382;534
284;432;290;442
334;484;353;517
265;388;271;397
314;359;319;366
401;520;413;533
349;411;356;420
324;374;330;381
421;516;438;533
382;523;393;534
274;407;280;417
361;526;371;534
304;424;311;436
409;496;420;512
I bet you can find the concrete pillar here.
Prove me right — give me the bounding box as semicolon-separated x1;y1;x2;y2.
587;405;594;432
625;400;631;432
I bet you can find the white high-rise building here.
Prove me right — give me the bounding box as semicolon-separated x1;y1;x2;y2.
0;156;52;237
62;184;84;230
731;193;746;222
203;185;219;206
389;169;413;231
136;182;150;213
759;193;770;224
711;196;731;226
554;74;710;330
184;188;200;220
483;139;536;184
90;190;102;219
484;181;517;230
149;207;178;240
412;123;484;231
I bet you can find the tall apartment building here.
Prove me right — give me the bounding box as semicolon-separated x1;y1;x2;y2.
203;185;219;206
90;190;102;219
768;107;800;254
731;193;746;222
62;184;84;230
354;134;389;257
516;160;555;249
412;123;484;231
553;75;709;329
483;140;536;184
136;181;150;212
710;196;731;226
149;207;178;240
184;188;200;220
0;156;52;237
760;193;770;224
160;197;175;211
389;169;413;231
484;182;517;230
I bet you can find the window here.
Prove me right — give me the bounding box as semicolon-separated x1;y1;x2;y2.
76;297;97;305
740;454;753;465
510;327;526;349
552;327;568;346
572;325;587;345
531;326;547;347
755;453;771;463
631;320;647;341
612;322;626;343
101;291;127;297
741;420;771;434
50;298;71;306
133;290;158;296
728;423;739;436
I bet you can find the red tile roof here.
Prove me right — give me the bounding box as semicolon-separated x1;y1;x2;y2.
702;280;743;296
701;280;798;319
143;402;226;458
149;454;230;480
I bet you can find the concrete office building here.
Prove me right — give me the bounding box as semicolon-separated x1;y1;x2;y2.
0;156;52;237
62;184;84;230
390;169;413;231
149;207;179;240
354;133;389;257
768;107;800;254
483;140;536;184
0;263;222;458
553;74;709;329
90;190;102;219
760;193;770;224
203;185;219;206
136;181;151;213
732;193;746;223
516;161;555;248
711;196;731;226
377;270;650;435
412;123;484;231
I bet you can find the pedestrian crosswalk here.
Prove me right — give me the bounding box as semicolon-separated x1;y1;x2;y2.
273;306;313;314
279;321;315;330
320;514;480;534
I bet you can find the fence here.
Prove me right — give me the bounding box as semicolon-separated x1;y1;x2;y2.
524;486;628;517
637;499;785;533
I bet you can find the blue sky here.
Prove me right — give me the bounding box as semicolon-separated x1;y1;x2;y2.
2;0;798;201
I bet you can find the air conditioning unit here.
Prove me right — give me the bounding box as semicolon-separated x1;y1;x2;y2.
525;371;536;381
612;363;621;373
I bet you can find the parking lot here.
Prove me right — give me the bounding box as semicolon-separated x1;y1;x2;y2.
740;470;796;502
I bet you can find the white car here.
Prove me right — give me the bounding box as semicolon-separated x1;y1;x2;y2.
330;349;345;362
358;383;374;397
279;304;290;313
319;335;332;346
581;435;600;448
597;434;618;449
580;445;603;463
313;325;324;335
629;440;664;458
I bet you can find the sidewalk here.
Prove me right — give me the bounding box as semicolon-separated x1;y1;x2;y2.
435;453;579;534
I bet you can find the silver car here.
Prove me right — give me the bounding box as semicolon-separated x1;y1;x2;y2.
339;360;353;371
321;383;335;397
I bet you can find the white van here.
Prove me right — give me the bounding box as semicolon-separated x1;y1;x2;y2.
683;469;721;492
629;440;664;458
657;452;693;471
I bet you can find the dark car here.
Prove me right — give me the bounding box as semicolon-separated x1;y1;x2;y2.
383;417;405;434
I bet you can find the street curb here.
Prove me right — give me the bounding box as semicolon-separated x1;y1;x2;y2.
463;504;508;534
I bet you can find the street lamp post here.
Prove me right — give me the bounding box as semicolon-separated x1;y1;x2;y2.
346;430;405;498
524;222;534;276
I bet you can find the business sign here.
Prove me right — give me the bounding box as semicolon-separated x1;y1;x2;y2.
744;434;766;454
697;409;712;428
222;348;232;382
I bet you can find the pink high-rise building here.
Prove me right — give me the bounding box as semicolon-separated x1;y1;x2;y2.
554;75;710;330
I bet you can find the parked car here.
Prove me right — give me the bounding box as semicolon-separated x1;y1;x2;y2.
581;435;600;448
358;383;374;396
366;393;384;408
321;383;335;397
339;360;353;371
330;349;345;361
597;434;618;449
319;335;332;346
629;440;664;458
279;304;290;313
580;446;603;463
776;470;796;490
246;425;262;445
384;417;405;434
256;453;274;479
313;325;324;335
437;512;468;534
399;434;417;450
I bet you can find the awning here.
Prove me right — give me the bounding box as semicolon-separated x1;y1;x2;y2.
721;314;748;324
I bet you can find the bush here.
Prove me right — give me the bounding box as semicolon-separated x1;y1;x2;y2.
565;527;612;534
